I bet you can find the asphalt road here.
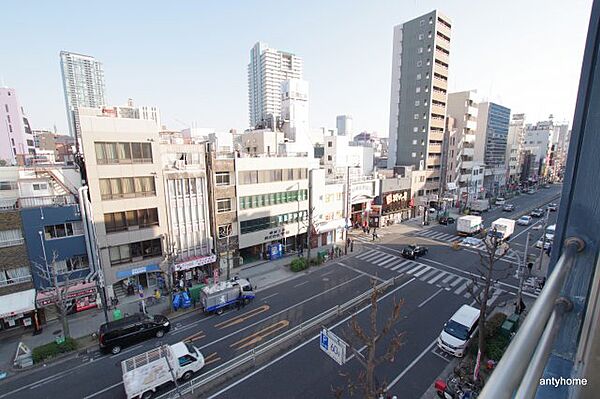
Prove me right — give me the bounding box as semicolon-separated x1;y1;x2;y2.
204;186;563;399
1;186;562;399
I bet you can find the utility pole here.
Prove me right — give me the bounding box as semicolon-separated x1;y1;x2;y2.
306;170;313;264
537;208;550;273
344;165;351;255
516;232;530;313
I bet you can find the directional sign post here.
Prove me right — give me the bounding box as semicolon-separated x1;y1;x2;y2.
319;327;347;365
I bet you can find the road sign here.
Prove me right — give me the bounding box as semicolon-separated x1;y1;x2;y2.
320;328;347;365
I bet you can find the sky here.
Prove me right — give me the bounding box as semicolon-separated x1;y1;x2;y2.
0;0;593;137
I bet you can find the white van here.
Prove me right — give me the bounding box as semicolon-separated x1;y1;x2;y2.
437;304;480;357
495;197;506;205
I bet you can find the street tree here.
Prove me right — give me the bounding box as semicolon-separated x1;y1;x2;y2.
332;279;404;399
33;251;79;338
465;228;511;381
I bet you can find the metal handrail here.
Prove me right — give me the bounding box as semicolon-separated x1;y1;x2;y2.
479;237;585;399
156;277;397;398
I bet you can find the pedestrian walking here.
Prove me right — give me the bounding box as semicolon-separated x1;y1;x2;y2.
350;239;354;252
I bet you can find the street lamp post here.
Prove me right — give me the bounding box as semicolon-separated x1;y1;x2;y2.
537;207;551;272
516;232;530;313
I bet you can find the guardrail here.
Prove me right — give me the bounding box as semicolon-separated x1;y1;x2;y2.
478;237;585;399
156;277;398;398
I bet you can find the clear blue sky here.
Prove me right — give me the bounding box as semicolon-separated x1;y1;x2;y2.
0;0;592;136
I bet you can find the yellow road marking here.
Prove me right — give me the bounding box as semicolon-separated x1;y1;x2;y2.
183;331;205;342
229;320;290;350
203;352;221;366
214;304;270;330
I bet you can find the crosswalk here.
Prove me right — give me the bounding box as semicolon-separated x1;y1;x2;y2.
355;249;511;307
351;232;386;244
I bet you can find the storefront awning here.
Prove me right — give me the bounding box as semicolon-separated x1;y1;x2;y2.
115;264;161;280
36;282;98;307
174;254;217;272
315;219;346;234
0;289;36;319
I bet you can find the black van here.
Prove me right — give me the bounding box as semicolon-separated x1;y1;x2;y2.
98;313;171;354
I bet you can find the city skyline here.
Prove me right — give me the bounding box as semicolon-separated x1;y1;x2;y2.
0;0;592;136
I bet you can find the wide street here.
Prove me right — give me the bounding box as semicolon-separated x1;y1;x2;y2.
0;185;561;399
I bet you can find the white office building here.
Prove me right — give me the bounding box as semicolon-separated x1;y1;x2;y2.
248;42;303;128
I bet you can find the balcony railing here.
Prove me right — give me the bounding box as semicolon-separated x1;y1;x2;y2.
479;237;585;399
19;195;78;209
0;238;25;248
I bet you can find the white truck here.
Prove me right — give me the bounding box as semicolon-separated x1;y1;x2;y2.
121;342;204;399
468;199;490;214
201;278;255;315
488;218;516;241
456;216;483;236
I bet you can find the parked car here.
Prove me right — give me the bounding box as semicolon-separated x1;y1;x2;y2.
401;245;428;259
517;215;532;226
438;216;455;225
460;237;483;248
99;313;171;355
535;238;552;250
547;203;558;212
495;197;506;206
502;204;515;212
437;305;480;357
530;208;545;218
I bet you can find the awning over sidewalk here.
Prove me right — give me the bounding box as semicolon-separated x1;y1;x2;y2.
36;282;97;307
0;289;36;319
315;219;346;234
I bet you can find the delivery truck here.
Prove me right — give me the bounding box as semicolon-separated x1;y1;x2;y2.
467;199;490;214
488;218;516;241
201;278;255;315
121;342;204;399
456;215;483;236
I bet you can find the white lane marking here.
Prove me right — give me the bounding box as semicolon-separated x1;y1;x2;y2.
206;277;418;399
487;289;503;307
377;256;397;266
294;281;310;288
427;272;447;285
261;292;279;301
407;264;426;275
82;382;123;399
337;262;385;282
450;277;464;287
356;250;376;259
414;266;432;278
442;274;455;284
421;269;439;281
367;253;391;263
454;283;468;295
390;260;412;272
418;288;444;308
383;260;403;269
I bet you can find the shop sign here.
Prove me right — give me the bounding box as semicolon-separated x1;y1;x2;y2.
36;284;98;307
384;191;408;205
264;227;287;241
116;264;161;279
174;254;217;272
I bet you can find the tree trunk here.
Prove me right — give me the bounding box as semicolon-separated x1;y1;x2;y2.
60;308;70;338
366;341;376;399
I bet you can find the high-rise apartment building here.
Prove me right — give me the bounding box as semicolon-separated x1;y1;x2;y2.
336;115;353;136
0;88;36;165
506;113;526;184
445;91;478;197
60;51;106;140
248;42;303;128
475;101;510;195
387;10;452;197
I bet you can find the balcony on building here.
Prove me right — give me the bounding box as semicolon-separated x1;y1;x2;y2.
434;47;450;65
432;89;447;102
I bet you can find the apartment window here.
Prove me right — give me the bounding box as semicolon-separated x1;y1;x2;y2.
327;141;333;147
414;114;419;120
429;17;433;24
420;20;425;26
327;155;332;161
239;170;258;184
412;152;416;158
418;47;423;54
55;255;90;274
0;181;17;190
95;142;152;164
416;73;421;80
99;177;156;200
418;33;424;40
428;31;432;38
215;172;230;186
413;127;418;133
0;229;23;248
109;238;162;265
426;72;430;79
416;87;421;93
217;198;232;213
240;211;307;234
44;221;84;239
218;224;233;239
415;100;420;106
33;183;48;191
426;59;431;66
4;105;8;112
417;60;422;67
412;140;417;145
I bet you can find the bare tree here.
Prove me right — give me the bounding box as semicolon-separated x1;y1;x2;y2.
465;228;511;381
333;279;405;399
33;251;79;338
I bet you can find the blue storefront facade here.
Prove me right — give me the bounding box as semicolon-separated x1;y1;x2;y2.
20;203;96;313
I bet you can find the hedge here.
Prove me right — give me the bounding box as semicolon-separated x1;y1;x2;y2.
32;337;77;363
290;257;309;272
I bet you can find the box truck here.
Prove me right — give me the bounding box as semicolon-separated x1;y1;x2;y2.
456;215;483;236
488;218;516;240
